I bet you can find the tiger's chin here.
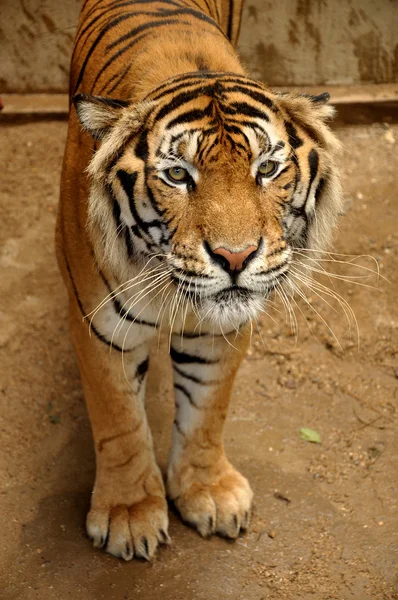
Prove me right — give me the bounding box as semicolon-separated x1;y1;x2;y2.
198;288;266;331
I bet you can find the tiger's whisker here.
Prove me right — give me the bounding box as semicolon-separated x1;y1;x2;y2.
86;265;167;338
287;277;344;351
85;259;165;319
120;280;173;388
111;271;171;345
291;260;384;291
288;269;359;347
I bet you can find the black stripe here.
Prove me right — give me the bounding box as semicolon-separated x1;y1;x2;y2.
156;131;185;157
308;148;319;187
146;183;166;217
110;184;123;230
103;61;132;95
154;86;214;122
214;0;221;23
149;72;268;101
135;129;149;161
285;121;303;150
222;77;269;91
117;170;163;233
170;347;218;364
158;177;179;190
225;133;238;152
201;0;214;19
226;101;270;122
99;270;157;328
74;0;134;58
174;364;205;384
176;330;218;338
131;223;143;239
151;77;212;101
172;267;215;279
107;8;223;51
314;177;326;205
108;187;133;258
255;260;289;277
76;0;184;59
104;144;128;176
223;124;252;154
124;227;134;257
291;169;300;200
303;148;319;212
272;164;291;182
197;135;218;164
173;419;185;435
136;357;149;383
222;85;279;113
98;70;120;95
73;11;141;94
167;104;213;128
270;141;285;155
174;383;199;408
290;205;306;217
63;251;135;352
91;18;184;92
151;75;223;103
223;116;268;134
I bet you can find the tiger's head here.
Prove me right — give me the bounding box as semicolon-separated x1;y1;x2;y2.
74;73;342;329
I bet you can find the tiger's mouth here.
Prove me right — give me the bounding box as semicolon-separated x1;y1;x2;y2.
166;252;291;328
197;286;267;329
214;285;254;303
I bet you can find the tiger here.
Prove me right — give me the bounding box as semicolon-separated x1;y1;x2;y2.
56;0;343;561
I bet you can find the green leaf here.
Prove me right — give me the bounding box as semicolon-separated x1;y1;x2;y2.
299;427;321;444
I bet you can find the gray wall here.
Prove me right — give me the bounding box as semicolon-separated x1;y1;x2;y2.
1;0;397;93
0;0;80;93
239;0;398;86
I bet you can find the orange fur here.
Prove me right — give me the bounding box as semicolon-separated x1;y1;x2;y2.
56;0;342;560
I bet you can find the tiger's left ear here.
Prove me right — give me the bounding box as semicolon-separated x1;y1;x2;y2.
73;94;129;140
302;92;330;105
276;91;338;150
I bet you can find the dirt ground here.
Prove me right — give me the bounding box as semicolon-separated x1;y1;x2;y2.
0;117;397;600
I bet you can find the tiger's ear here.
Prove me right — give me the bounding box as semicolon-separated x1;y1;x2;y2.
73;94;129;140
302;91;331;105
276;91;338;150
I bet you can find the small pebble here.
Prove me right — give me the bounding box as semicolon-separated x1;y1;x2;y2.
285;379;297;389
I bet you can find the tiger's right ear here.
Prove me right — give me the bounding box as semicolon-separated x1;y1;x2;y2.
73;94;129;140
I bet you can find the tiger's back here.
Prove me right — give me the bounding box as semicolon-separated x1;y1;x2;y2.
71;0;244;101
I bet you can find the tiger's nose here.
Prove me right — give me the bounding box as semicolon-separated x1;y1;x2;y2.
206;243;259;274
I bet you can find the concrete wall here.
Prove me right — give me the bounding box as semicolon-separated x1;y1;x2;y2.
0;0;80;93
239;0;398;86
1;0;397;93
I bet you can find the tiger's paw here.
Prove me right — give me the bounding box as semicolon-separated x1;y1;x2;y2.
169;463;253;539
86;494;170;561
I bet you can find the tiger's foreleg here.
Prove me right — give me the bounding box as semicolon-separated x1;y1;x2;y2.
167;328;253;538
69;303;169;561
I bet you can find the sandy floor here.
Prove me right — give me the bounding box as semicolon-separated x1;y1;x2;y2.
0;119;397;600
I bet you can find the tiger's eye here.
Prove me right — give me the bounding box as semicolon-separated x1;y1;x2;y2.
258;161;278;177
167;167;188;182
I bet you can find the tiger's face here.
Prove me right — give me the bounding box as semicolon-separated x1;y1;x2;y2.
75;74;342;329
